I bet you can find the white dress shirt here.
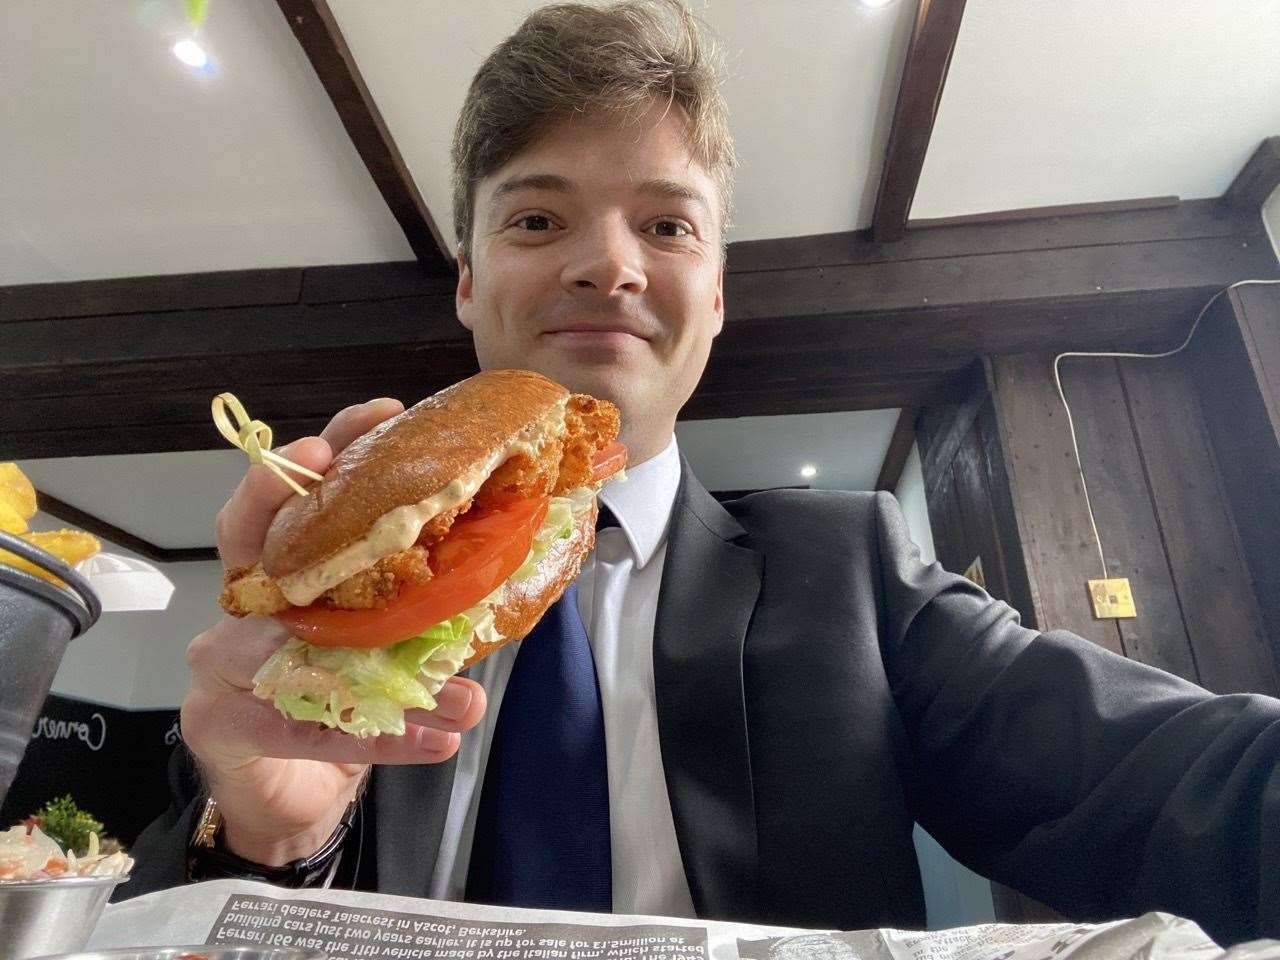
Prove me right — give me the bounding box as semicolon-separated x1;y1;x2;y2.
427;436;696;917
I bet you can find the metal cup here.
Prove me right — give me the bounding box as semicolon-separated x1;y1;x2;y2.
0;531;102;810
0;875;128;960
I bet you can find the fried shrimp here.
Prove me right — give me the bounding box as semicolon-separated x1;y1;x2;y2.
221;546;432;616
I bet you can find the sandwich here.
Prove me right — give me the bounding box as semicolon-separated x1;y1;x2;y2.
219;369;626;737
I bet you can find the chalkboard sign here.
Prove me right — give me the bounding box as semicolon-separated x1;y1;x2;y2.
0;694;180;846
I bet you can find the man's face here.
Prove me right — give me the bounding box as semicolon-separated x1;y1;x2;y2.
457;101;725;462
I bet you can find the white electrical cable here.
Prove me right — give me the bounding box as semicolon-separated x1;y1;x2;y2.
1053;278;1280;581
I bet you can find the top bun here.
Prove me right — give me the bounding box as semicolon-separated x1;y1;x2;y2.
261;369;570;579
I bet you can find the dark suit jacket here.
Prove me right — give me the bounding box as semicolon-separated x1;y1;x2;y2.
128;458;1280;944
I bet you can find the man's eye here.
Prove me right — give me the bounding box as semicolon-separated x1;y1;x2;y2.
513;215;555;231
647;219;691;238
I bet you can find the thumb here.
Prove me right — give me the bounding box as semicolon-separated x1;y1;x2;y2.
215;436;332;571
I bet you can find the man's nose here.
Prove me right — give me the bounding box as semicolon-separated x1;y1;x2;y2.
561;218;647;295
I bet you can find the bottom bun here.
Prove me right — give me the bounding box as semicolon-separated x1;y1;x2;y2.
466;501;598;667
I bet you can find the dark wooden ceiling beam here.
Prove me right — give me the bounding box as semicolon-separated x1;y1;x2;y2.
871;0;969;243
34;490;218;563
275;0;455;277
875;407;920;492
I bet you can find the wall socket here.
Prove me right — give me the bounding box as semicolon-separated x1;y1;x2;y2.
1088;578;1137;619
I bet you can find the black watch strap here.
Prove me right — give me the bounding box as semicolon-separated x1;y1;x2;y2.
187;795;359;888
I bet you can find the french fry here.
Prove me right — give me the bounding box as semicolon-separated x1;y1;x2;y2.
0;464;101;585
0;530;101;585
0;464;37;522
0;500;26;535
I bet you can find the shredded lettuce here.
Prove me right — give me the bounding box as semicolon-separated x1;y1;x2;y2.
253;610;476;738
253;489;595;738
509;496;576;582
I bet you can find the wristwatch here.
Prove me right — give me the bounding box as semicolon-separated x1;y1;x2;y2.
186;794;359;887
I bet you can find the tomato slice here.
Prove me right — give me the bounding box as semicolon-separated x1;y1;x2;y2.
591;441;628;483
275;496;550;648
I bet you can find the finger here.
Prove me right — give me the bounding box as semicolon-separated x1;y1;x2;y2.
221;692;463;764
405;676;487;732
320;398;404;456
188;615;295;691
216;436;333;570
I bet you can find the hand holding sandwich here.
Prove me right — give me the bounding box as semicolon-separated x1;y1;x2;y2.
181;398;488;868
182;372;625;868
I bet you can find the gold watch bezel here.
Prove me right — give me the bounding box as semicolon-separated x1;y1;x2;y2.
192;796;223;850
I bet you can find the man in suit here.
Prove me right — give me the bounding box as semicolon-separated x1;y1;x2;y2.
127;0;1280;945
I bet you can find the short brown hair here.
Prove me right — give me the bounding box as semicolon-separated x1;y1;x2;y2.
451;0;736;267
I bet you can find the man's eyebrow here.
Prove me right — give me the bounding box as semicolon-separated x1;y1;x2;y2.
487;173;711;217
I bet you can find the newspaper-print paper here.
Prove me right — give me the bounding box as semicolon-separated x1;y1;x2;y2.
88;879;1280;960
208;892;706;960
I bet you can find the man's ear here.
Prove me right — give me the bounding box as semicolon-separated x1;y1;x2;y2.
711;265;725;337
456;249;475;332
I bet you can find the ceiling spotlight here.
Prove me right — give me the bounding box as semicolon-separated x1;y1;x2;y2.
172;38;209;69
800;464;818;480
857;0;898;7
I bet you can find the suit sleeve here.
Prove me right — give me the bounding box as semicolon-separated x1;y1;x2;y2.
870;491;1280;945
113;743;202;900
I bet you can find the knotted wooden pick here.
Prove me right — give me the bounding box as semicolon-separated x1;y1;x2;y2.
211;392;325;497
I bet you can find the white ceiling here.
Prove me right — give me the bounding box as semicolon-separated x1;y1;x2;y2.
17;410;903;549
913;0;1280;218
3;0;1276;284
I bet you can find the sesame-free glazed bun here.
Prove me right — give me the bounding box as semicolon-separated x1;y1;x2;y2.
261;370;569;580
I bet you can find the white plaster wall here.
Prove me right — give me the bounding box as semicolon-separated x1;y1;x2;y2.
29;511;219;710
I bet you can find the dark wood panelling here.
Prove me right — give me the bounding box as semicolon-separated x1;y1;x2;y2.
1223;137;1280;211
919;395;985;504
917;393;1034;626
871;0;969;242
923;454;967;575
987;355;1124;653
949;425;1013;605
1119;357;1277;695
274;0;454;275
1058;359;1197;681
1187;290;1280;679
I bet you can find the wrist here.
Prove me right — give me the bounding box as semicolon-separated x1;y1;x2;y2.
187;786;365;887
220;812;346;867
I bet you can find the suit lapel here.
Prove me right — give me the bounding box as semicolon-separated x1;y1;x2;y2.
373;754;457;896
653;456;762;919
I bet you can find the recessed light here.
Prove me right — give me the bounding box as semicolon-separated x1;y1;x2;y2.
857;0;898;7
172;38;209;69
800;464;818;479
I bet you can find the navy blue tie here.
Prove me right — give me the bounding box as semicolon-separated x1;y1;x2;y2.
466;583;612;911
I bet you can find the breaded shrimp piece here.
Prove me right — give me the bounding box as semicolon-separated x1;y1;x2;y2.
220;546;433;616
553;394;622;494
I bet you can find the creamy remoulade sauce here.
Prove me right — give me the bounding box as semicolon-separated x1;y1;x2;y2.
277;403;568;606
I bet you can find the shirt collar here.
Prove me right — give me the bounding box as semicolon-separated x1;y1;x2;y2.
596;435;681;568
